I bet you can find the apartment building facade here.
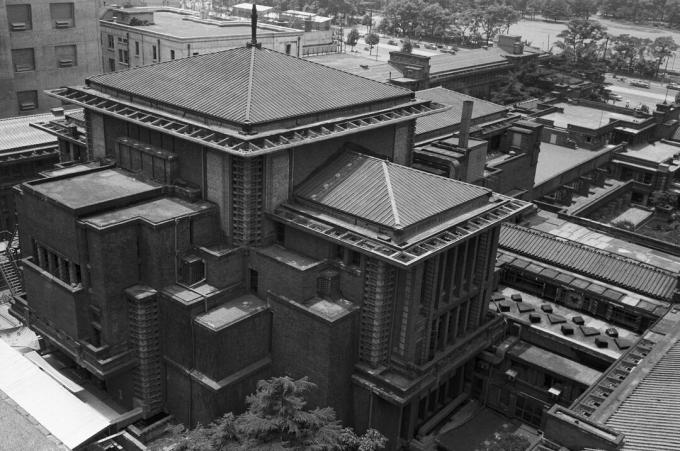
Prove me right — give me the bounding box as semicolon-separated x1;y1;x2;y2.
0;0;102;117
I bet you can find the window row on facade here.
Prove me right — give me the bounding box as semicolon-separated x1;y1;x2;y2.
7;3;75;31
12;45;78;73
31;239;82;287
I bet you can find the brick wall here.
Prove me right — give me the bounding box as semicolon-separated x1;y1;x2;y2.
87;225;139;344
250;248;323;301
269;294;359;423
194;310;271;381
17;190;80;261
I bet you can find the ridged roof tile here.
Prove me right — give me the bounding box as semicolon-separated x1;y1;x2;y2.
499;223;678;301
605;340;680;450
295;150;490;229
414;87;507;137
86;46;412;126
0;113;57;152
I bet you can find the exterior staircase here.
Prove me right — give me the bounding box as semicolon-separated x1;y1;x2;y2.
0;228;23;296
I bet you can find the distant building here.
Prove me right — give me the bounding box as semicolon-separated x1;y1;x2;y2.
475;222;678;432
232;4;338;56
410;87;543;199
10;45;533;449
523;99;680;207
99;7;303;71
0;113;61;231
309;35;548;97
0;0;102;117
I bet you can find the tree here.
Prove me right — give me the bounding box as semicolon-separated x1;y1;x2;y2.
556;19;607;64
365;32;380;54
650;36;678;78
478;3;520;46
610;34;651;73
159;376;388;451
542;0;571;21
568;0;598;19
401;36;413;53
346;28;360;51
361;13;371;26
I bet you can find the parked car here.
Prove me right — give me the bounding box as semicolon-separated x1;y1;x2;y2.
668;82;680;90
412;43;421;48
610;93;623;101
387;39;397;46
630;80;651;88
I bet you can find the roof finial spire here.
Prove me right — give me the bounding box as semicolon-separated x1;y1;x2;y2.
247;4;261;49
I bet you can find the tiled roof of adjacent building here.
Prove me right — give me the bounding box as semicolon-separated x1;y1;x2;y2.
296;150;490;229
604;338;680;450
0;113;57;152
414;87;507;138
499;223;678;301
86;46;412;127
569;308;680;451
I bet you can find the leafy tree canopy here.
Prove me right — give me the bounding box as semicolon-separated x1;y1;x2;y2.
157;377;387;451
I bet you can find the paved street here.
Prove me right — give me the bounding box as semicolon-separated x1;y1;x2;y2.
605;74;675;110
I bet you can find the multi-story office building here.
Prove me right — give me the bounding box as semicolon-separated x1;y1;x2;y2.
0;0;102;117
10;44;531;448
99;6;303;72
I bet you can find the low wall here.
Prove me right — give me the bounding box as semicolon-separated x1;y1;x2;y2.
557;212;680;257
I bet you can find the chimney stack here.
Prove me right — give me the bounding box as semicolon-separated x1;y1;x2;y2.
459;100;474;149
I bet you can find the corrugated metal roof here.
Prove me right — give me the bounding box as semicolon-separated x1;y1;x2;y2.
0;339;110;449
87;46;412;126
415;87;507;137
296;150;489;229
605;339;680;450
499;223;678;301
0;113;57;152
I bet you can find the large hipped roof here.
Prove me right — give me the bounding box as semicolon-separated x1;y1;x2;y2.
86;46;413;127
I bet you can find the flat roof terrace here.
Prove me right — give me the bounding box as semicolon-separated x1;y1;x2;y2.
539;103;646;129
492;285;640;361
509;341;602;387
27;168;163;212
195;294;267;331
81;197;213;229
623;140;680;164
106;11;292;39
534;143;614;186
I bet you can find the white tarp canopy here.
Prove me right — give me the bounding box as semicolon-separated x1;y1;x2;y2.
0;339;111;449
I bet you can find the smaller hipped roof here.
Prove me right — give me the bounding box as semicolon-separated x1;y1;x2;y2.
296;150;490;230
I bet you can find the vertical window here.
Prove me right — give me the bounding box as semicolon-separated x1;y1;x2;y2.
7;4;31;31
107;34;115;49
17;90;38;111
50;3;75;28
12;48;35;72
249;269;258;292
135;41;140;55
170;49;175;60
55;44;77;67
118;49;129;64
108;58;116;72
285;43;291;55
152;45;157;60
